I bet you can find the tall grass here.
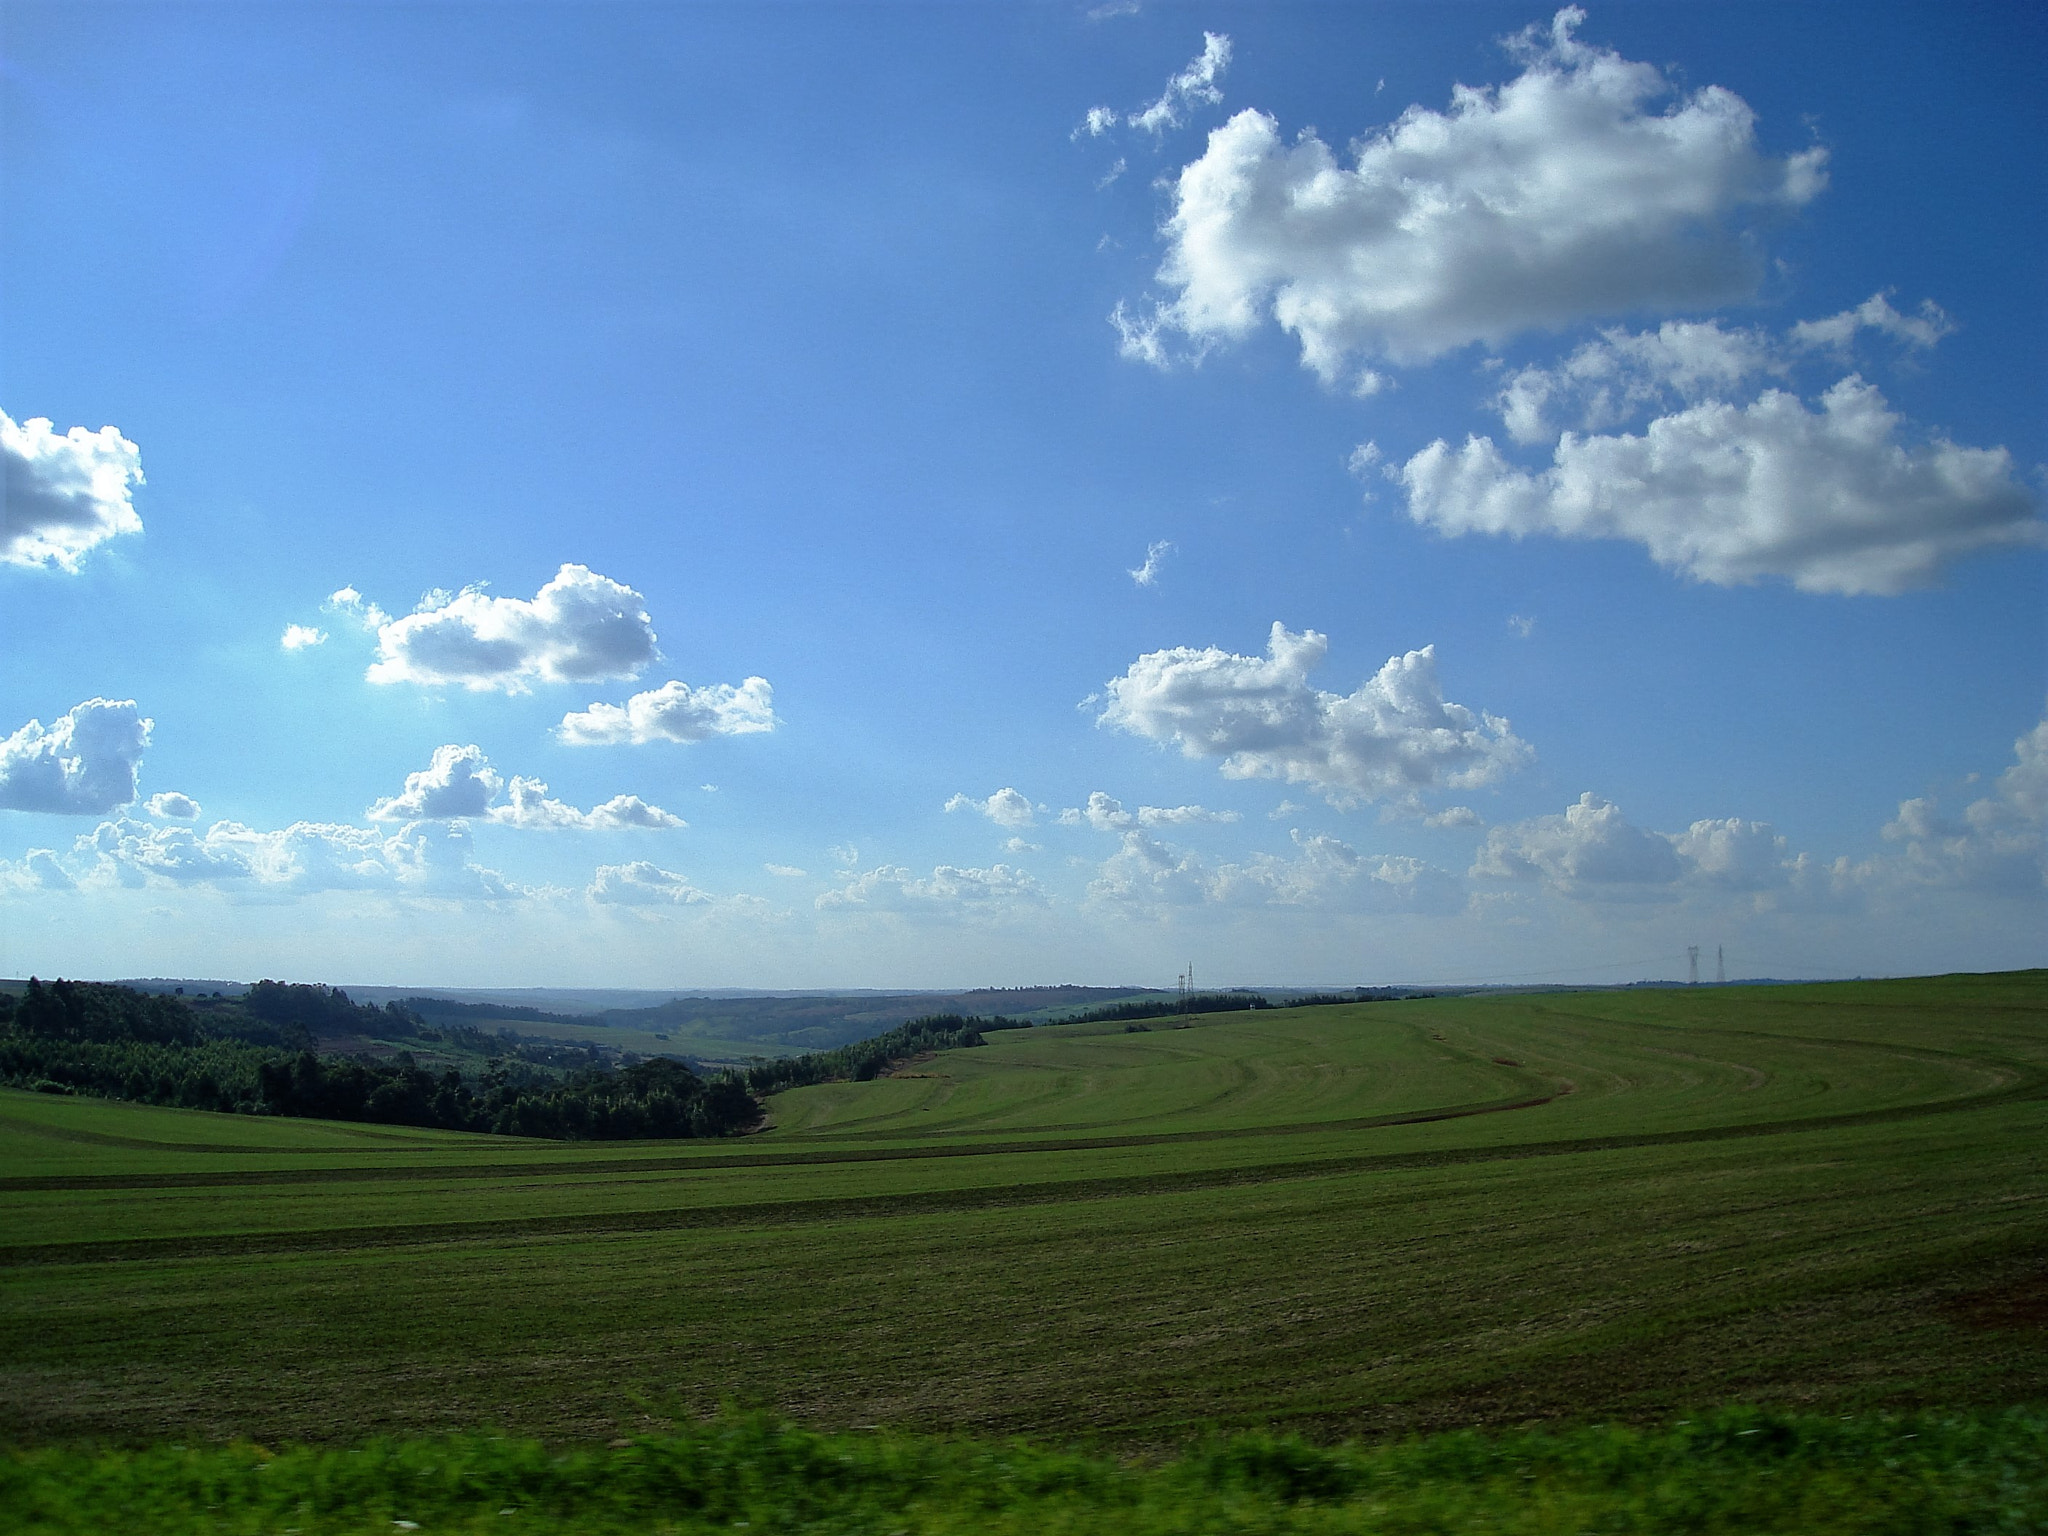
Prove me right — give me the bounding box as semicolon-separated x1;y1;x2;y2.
4;1407;2042;1534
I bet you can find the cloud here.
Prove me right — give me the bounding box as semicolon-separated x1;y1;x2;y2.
1126;8;1824;382
1473;793;1688;900
366;564;658;693
588;861;712;906
816;862;1044;913
281;624;327;651
1474;792;1814;904
1400;376;2042;594
1424;805;1482;829
1492;300;1953;445
2;412;145;570
764;862;808;878
1136;802;1241;827
72;816;523;899
144;791;201;820
369;744;501;821
558;676;777;745
1055;792;1241;832
1469;721;2048;913
1089;828;1211;905
367;744;684;830
1100;623;1530;806
1669;816;1794;890
1076;105;1119;139
1090;826;1462;914
1790;291;1955;355
325;586;391;630
1130;31;1232;136
946;787;1036;830
1879;717;2046;894
1129;539;1174;587
1110;300;1169;368
1493;318;1786;445
495;778;686;831
0;699;151;815
1058;790;1135;831
1;849;75;892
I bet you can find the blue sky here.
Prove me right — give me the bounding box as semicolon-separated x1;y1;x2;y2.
3;1;2042;989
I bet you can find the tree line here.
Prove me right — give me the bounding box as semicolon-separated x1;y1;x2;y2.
739;1012;1031;1097
0;979;755;1138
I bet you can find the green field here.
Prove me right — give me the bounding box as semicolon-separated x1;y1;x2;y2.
2;973;2044;1459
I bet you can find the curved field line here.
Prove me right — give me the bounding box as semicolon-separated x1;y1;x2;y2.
5;1059;2043;1268
0;1087;1565;1194
773;1017;1516;1140
4;1006;2030;1195
0;1115;490;1156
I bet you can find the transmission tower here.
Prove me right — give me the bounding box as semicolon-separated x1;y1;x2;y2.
1687;946;1700;986
1716;945;1725;985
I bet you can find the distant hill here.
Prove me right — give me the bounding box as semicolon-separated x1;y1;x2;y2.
76;983;1168;1057
588;987;1161;1052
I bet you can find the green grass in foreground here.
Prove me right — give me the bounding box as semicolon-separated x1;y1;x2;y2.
3;1408;2041;1535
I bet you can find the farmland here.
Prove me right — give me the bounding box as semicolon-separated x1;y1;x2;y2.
1;971;2041;1463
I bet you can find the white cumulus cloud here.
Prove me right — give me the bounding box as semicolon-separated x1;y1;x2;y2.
281;624;328;651
1400;376;2042;594
144;791;201;820
1059;793;1244;831
945;787;1036;830
1491;299;1956;445
1;849;75;892
1090;826;1462;914
1473;793;1689;900
1137;802;1241;827
1880;717;2047;894
1058;790;1136;831
1126;8;1824;382
1790;291;1956;355
816;862;1044;913
367;744;684;830
1100;623;1529;806
1474;792;1818;904
0;699;151;815
2;412;145;570
559;677;777;746
589;861;712;906
495;777;685;832
325;586;392;630
365;564;658;693
1493;318;1786;445
72;816;523;899
368;744;501;821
